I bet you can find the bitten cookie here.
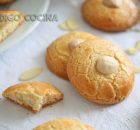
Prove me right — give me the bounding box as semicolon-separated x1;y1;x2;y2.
3;82;63;112
33;118;94;130
0;11;24;43
46;31;96;80
67;38;135;104
82;0;139;32
0;0;15;4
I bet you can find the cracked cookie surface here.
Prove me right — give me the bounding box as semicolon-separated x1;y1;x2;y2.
33;118;94;130
46;32;96;80
82;0;139;32
67;38;135;104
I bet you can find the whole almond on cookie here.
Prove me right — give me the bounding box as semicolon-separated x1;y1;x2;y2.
96;56;119;75
69;39;85;51
103;0;122;8
82;0;139;32
67;38;135;105
46;32;96;80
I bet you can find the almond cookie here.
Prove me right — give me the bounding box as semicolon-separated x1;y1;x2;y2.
0;11;24;43
33;118;94;130
2;82;63;112
67;38;135;104
0;0;15;4
46;31;96;80
82;0;139;32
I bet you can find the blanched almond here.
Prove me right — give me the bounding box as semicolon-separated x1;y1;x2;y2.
134;66;140;73
58;22;69;31
69;39;84;51
58;19;79;31
103;0;122;8
135;40;140;51
19;67;43;81
126;48;138;55
66;19;79;31
96;56;119;75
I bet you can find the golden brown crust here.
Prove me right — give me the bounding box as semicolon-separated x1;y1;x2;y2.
0;10;24;43
67;38;135;104
82;0;139;32
0;0;15;4
2;82;63;112
33;118;94;130
46;31;96;80
85;125;95;130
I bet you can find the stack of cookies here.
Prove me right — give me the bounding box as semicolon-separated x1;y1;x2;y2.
46;31;135;105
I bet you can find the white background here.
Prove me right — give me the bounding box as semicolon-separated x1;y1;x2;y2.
0;0;140;130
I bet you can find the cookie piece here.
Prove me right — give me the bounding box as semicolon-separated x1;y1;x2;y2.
67;38;135;104
2;82;63;112
82;0;139;32
0;0;15;4
0;11;24;43
33;118;94;130
46;31;96;80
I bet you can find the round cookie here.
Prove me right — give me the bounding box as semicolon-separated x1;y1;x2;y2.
46;32;96;80
82;0;139;32
67;38;135;104
33;118;95;130
0;0;15;4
